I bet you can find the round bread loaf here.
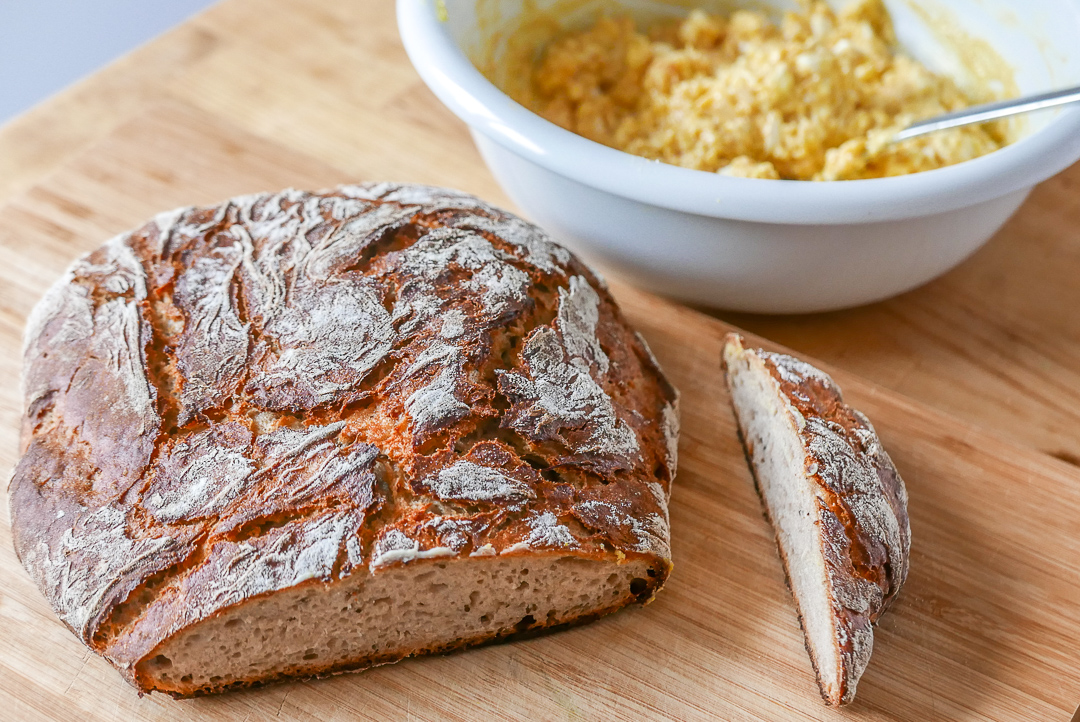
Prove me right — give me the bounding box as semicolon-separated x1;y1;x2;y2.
9;183;679;697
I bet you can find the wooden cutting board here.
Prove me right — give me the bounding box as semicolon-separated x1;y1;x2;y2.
0;102;1078;722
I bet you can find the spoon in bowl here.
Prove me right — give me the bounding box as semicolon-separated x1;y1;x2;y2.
895;84;1080;141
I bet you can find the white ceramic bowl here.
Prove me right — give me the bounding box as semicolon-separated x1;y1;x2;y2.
398;0;1080;312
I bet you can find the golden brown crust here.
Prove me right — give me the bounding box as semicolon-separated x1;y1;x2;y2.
10;184;678;694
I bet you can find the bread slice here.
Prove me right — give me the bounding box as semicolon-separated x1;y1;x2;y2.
721;334;910;706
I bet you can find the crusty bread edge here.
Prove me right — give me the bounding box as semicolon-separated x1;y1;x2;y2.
721;333;852;706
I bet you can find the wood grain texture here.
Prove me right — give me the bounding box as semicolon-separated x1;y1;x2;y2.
1;102;1079;721
0;0;1078;467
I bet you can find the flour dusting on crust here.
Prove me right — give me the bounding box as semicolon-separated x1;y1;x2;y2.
502;511;578;553
762;350;836;390
144;424;256;524
498;275;639;468
426;460;534;502
172;245;249;424
370;529;456;568
25;506;189;640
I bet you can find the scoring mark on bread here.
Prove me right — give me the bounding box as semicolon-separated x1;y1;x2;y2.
143;423;256;524
498;276;640;468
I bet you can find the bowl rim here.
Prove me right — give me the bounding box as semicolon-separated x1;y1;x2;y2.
396;0;1080;225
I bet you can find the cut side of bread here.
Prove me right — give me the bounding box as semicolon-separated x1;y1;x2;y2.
122;554;657;696
722;334;909;706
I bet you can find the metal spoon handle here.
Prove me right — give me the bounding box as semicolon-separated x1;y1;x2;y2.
895;84;1080;141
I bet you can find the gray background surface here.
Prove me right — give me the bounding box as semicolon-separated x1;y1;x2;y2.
0;0;216;124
